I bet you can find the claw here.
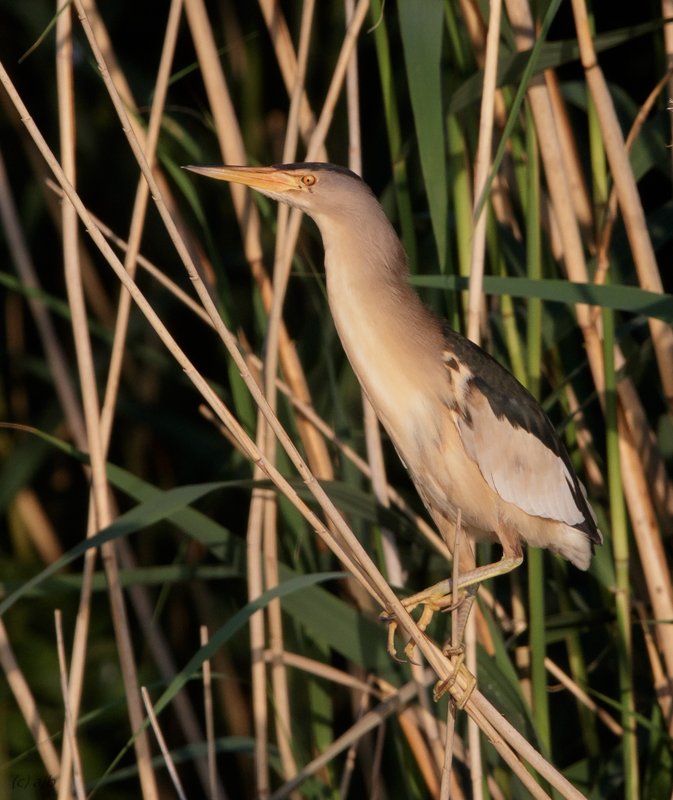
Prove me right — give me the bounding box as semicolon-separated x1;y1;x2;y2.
382;582;466;668
439;590;469;615
403;638;423;666
386;618;406;662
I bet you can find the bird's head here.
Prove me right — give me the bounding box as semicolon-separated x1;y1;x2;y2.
184;162;372;223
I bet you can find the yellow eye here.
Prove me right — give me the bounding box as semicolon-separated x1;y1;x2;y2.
301;174;316;186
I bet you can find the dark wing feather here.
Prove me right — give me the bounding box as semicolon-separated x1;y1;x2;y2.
442;325;601;545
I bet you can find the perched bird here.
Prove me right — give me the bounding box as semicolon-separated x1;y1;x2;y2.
187;162;602;663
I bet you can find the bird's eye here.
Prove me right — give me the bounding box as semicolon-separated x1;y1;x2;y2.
301;174;316;186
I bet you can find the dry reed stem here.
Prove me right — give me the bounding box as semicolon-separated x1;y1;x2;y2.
412;712;468;800
78;0;217;288
141;687;188;800
544;69;595;250
0;148;86;448
465;4;503;790
0;41;589;800
635;604;672;725
57;7;214;796
54;611;85;800
262;493;297;784
467;0;502;344
466;612;481;800
453;0;522;242
410;659;444;780
246;411;271;799
440;516;463;800
54;7;118;800
0;618;61;780
369;720;386;800
544;657;622;736
13;489;64;564
256;0;325;158
264;650;382;697
614;351;673;534
591;70;673;530
398;711;441;799
663;0;673;177
183;0;338;566
184;0;263;264
570;0;673;412
504;0;605;398
242;331;279;798
269;674;428;800
617;405;673;705
339;677;374;800
270;0;370;318
55;6;158;797
594;69;672;289
115;539;227;800
79;4;227;795
260;2;316;785
56;507;97;799
99;0;183;453
261;0;370;431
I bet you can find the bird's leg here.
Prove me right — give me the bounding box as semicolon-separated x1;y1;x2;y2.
434;519;477;707
382;552;523;656
433;584;479;706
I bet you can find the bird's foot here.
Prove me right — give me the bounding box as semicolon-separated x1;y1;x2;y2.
383;600;439;664
382;581;468;663
433;648;477;709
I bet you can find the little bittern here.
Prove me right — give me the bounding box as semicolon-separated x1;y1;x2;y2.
187;162;602;664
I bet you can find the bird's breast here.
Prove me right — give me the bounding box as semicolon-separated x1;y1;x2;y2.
324;253;447;469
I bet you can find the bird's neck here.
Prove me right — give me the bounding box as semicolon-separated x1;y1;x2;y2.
318;217;446;446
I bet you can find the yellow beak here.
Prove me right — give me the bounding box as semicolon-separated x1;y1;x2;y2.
184;165;297;194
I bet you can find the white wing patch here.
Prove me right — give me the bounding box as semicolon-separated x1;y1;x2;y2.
455;387;586;527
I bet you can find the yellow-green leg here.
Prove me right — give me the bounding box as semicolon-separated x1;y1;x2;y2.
382;553;524;661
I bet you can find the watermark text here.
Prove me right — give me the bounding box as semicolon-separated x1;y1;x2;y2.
12;775;57;792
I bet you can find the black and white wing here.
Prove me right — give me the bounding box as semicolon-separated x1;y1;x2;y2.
441;327;601;544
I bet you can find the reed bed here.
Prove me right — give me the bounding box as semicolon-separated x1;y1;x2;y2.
0;1;671;799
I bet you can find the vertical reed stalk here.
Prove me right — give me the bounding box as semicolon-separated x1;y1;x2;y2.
603;300;639;799
467;0;501;343
59;4;158;798
525;101;550;751
569;0;673;412
261;0;317;783
663;0;673;178
200;626;218;800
